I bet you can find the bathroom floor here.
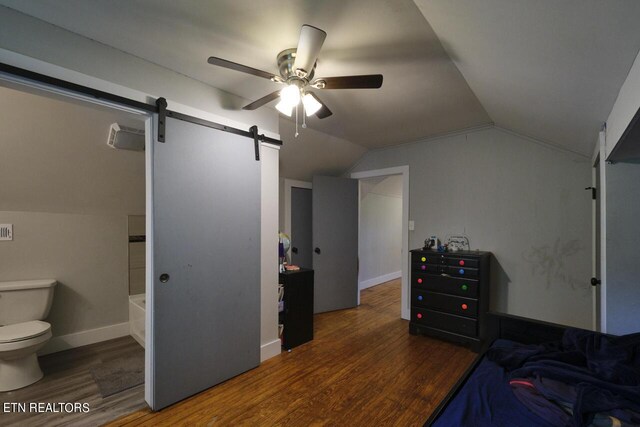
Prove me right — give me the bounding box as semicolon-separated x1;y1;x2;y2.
0;336;146;427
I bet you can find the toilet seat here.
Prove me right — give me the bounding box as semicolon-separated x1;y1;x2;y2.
0;321;51;343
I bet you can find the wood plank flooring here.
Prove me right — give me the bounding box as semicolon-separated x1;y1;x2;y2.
0;336;146;426
109;280;475;426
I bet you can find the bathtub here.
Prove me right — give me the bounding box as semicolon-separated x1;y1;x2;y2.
129;293;145;348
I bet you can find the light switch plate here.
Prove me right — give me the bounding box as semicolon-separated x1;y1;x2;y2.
0;224;13;241
408;220;415;231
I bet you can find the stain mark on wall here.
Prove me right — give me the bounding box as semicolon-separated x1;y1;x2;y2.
522;238;585;290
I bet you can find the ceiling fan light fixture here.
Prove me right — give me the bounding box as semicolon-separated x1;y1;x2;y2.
280;84;301;107
275;99;293;117
302;93;322;116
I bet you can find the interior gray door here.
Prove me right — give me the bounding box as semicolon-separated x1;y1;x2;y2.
149;114;260;410
312;176;358;313
291;187;312;269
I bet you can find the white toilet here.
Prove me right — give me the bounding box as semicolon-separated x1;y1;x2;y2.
0;279;57;391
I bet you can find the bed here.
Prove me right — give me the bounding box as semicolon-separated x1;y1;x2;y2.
425;312;640;427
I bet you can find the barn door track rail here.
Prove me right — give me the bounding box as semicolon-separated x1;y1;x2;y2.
0;62;282;161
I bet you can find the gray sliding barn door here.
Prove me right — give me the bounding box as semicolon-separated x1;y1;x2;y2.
148;114;260;410
312;176;358;313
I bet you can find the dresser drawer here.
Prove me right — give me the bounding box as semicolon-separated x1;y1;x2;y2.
447;266;479;279
412;307;477;337
413;273;478;298
411;252;448;265
412;262;445;274
446;257;479;268
412;290;478;317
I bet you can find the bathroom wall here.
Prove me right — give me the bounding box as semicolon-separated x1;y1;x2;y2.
0;211;129;336
0;86;145;353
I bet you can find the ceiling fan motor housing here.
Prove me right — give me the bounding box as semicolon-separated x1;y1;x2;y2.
277;48;316;82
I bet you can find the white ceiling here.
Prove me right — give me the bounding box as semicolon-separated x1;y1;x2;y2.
0;0;490;149
414;0;640;156
2;1;640;157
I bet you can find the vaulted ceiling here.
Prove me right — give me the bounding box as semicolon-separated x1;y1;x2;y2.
414;0;640;156
2;0;640;158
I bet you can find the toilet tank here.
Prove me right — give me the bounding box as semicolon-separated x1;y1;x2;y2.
0;280;57;325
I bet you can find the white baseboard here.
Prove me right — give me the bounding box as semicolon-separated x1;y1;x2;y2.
260;338;281;362
39;322;130;356
359;270;402;290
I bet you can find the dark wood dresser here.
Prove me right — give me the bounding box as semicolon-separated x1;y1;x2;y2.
279;269;314;350
409;249;491;352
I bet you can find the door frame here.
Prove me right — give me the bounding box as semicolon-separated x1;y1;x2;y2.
595;130;607;333
591;151;599;332
351;166;410;320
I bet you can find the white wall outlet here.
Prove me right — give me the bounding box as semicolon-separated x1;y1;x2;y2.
408;220;415;231
0;224;13;241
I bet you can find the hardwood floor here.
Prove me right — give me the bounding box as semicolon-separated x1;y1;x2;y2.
109;280;476;427
0;336;146;426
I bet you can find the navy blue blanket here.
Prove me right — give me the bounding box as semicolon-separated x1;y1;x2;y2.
487;329;640;426
432;339;555;427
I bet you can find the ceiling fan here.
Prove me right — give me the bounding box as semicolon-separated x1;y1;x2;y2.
207;24;383;126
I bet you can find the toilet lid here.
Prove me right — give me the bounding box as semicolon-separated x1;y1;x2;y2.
0;321;51;343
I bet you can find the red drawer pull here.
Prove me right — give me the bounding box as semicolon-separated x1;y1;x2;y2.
461;304;468;310
459;260;465;266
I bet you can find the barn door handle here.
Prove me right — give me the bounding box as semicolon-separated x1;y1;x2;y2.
591;277;601;286
314;247;321;255
292;247;298;254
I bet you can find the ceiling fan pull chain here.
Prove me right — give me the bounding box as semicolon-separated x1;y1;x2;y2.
302;103;307;129
295;102;299;138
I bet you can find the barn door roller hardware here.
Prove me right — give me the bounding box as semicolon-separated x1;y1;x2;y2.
156;98;167;143
155;97;281;161
250;125;260;161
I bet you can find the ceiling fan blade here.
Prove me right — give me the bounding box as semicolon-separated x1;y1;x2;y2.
309;92;333;119
314;74;383;89
208;56;279;81
242;91;281;110
293;25;327;77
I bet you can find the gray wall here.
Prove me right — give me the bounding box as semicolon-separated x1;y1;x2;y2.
359;176;402;287
0;86;144;340
605;161;640;335
351;127;593;328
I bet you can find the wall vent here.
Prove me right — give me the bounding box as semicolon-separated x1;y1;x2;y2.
0;224;13;241
107;123;145;151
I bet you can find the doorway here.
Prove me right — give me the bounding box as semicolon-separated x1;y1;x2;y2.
351;166;410;319
284;179;313;269
358;175;403;290
0;83;148;425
